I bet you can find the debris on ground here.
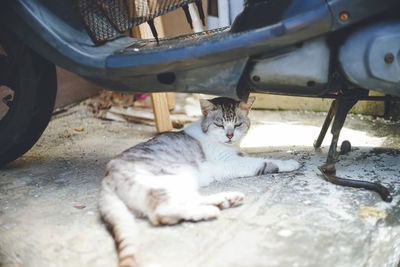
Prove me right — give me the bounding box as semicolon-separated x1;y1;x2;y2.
83;90;200;129
359;206;387;219
73;205;86;210
84;90;151;115
104;106;197;128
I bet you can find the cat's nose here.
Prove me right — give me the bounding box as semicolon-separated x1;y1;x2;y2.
226;134;233;139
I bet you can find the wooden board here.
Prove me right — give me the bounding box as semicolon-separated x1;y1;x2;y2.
151;93;173;132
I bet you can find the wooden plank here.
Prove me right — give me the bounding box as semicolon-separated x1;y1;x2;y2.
104;106;197;129
160;0;208;36
166;92;175;111
150;93;173;132
138;17;165;39
135;16;173;132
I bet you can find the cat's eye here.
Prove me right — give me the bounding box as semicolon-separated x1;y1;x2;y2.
234;123;242;128
214;123;224;128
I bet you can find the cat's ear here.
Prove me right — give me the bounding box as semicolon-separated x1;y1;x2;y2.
199;99;215;116
239;96;256;114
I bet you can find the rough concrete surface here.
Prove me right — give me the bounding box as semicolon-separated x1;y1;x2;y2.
0;100;400;267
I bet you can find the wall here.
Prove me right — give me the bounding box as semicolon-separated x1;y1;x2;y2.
54;67;100;109
252;91;385;116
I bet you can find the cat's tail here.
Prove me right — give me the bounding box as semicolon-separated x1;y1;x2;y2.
98;185;139;267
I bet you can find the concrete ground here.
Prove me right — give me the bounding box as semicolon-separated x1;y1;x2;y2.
0;98;400;267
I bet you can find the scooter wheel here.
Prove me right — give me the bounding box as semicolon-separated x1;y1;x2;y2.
0;29;57;167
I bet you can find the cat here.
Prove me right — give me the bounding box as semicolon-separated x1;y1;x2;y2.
98;96;299;267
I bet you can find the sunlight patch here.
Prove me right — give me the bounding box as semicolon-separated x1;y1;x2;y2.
241;123;385;148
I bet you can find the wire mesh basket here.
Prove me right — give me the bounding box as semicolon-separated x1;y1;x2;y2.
74;0;203;44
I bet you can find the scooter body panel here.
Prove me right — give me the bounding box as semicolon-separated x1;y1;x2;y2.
339;21;400;96
0;0;332;99
1;0;398;98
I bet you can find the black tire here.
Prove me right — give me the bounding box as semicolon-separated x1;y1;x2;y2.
0;29;57;167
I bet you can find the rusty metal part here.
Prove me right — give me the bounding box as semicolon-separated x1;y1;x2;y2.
339;11;349;22
326;98;358;163
314;100;336;149
384;53;395;64
318;164;392;203
314;97;358;162
314;91;393;202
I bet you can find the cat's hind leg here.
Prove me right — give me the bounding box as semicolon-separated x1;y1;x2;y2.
148;201;220;226
198;192;245;209
144;168;222;226
98;185;138;267
147;191;245;226
144;185;220;226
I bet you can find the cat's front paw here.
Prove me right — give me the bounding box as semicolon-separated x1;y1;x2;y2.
202;191;245;209
218;191;245;209
277;159;300;172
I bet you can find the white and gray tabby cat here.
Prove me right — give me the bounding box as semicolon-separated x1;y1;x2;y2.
98;96;299;267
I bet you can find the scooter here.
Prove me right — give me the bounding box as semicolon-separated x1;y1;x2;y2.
0;0;399;201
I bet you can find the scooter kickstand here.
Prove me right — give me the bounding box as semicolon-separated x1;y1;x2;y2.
313;100;337;149
316;97;392;202
326;98;358;163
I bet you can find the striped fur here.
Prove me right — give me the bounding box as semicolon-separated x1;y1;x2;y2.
98;97;299;266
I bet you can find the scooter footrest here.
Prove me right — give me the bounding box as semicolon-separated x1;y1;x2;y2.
123;27;231;53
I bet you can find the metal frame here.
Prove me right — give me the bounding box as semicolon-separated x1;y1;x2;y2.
314;90;393;202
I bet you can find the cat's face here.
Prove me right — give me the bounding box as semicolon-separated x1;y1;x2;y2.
200;97;255;146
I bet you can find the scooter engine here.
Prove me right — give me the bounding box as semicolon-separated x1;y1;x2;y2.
339;21;400;96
